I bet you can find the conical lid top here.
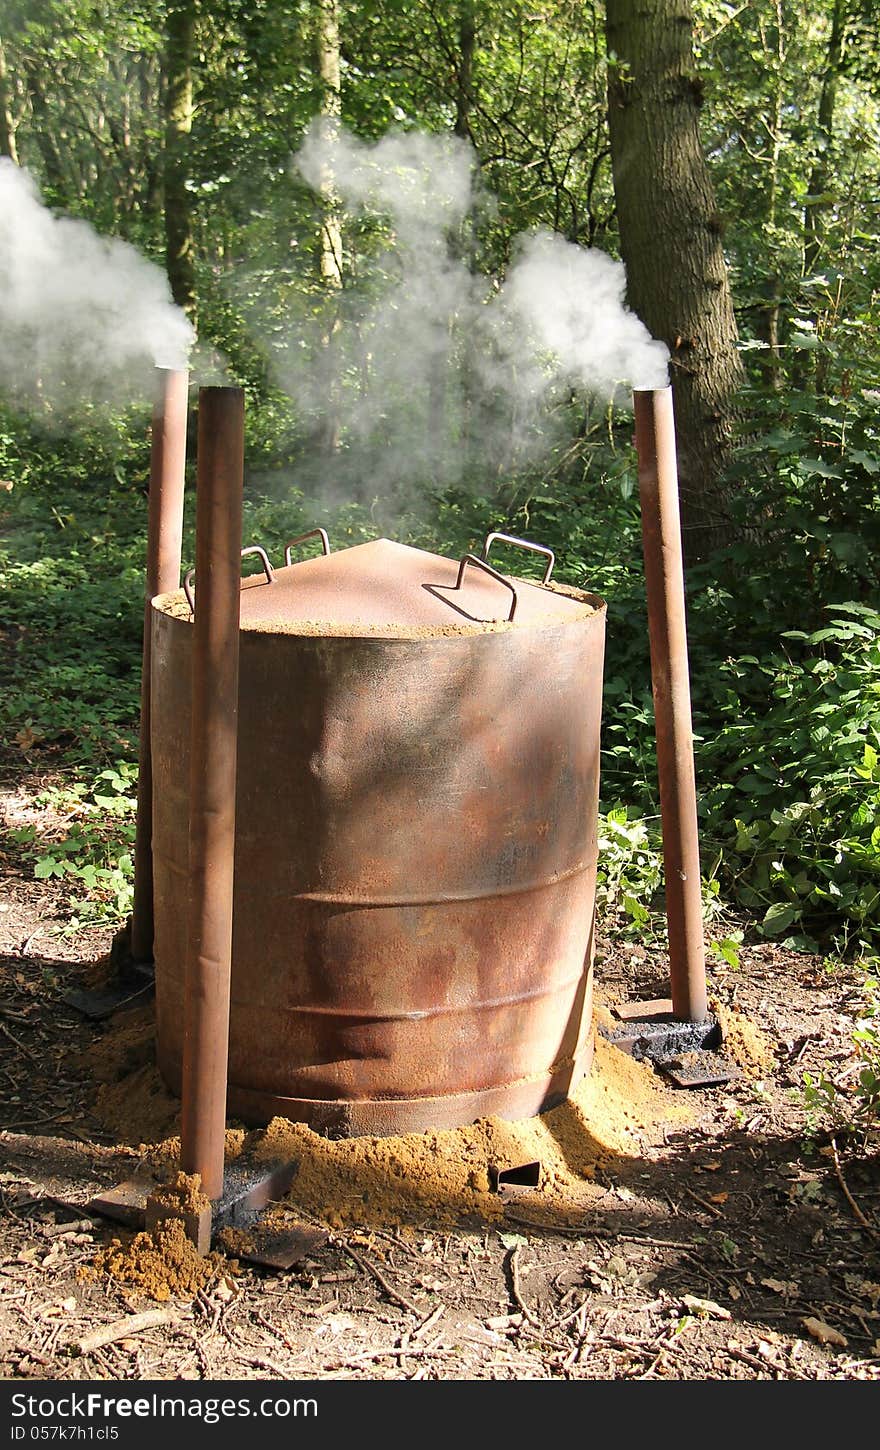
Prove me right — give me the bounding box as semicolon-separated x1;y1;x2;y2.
160;537;602;638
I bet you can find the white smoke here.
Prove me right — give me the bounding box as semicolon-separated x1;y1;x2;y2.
500;230;669;395
263;121;668;503
0;159;194;417
295;123;475;242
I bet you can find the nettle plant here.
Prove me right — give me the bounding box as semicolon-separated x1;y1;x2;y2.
595;805;743;968
698;603;880;955
11;764;138;931
803;966;880;1148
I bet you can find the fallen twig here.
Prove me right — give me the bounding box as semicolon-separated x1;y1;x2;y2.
508;1244;541;1329
638;1348;669;1379
73;1309;180;1357
0;1021;34;1058
235;1355;289;1377
555;1293;590;1329
322;1345;455;1372
42;1219;94;1238
411;1304;445;1341
18;926;45;957
683;1187;724;1219
344;1243;422;1315
560;1302;590;1371
831;1136;879;1239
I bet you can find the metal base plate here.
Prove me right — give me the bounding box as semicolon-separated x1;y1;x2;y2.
238;1223;328;1271
62;963;154;1021
602;1008;721;1064
213;1146;299;1229
658;1056;734;1089
86;1133;301;1261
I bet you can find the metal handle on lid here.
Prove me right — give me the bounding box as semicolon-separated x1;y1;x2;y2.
481;531;555;585
455;554;518;622
284;528;331;567
183;545;275;614
240;545;275;585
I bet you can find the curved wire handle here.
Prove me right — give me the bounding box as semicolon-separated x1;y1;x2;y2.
183;545;275;614
455;554;518;622
284;528;331;567
481;531;555;586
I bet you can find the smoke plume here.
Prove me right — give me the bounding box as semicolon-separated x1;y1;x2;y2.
0;160;193;418
264;120;668;504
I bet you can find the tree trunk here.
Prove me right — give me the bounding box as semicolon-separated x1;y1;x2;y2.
0;36;19;164
756;0;785;392
316;0;342;455
803;0;846;394
22;60;66;196
164;1;196;320
604;0;744;558
317;0;343;290
454;1;475;141
449;3;478;474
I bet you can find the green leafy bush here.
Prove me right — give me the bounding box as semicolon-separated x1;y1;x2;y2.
699;603;880;953
803;966;880;1147
10;764;137;930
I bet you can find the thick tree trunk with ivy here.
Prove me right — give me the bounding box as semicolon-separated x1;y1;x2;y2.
604;0;744;559
164;1;196;320
0;36;18;163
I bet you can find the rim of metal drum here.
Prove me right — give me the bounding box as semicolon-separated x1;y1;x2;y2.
159;1036;595;1137
155;537;605;637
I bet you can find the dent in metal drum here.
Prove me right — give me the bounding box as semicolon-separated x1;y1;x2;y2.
151;600;605;1135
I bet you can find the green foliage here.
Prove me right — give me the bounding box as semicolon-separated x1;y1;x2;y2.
694;0;880;401
681;388;880;954
594;806;742;961
9;764;137;930
595;807;662;935
803;965;880;1146
576;386;880;958
699;602;880;954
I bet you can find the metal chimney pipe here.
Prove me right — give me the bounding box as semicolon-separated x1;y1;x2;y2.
130;367;189;965
633;386;708;1024
180;386;244;1200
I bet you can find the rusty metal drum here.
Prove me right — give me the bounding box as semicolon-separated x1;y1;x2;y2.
151;536;606;1135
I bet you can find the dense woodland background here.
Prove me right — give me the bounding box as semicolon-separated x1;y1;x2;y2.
0;0;878;1027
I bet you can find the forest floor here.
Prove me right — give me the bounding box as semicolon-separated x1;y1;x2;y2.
1;768;879;1385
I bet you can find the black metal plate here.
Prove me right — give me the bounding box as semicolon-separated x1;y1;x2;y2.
238;1224;328;1271
658;1056;734;1089
62;965;155;1020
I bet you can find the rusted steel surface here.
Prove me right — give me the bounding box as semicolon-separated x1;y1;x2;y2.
153;538;605;1135
634;387;708;1025
130;367;188;965
178;386;244;1199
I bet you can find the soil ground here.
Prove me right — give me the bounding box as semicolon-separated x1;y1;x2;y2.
1;769;879;1384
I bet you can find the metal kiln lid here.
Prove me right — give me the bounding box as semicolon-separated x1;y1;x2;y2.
225;537;598;635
